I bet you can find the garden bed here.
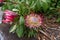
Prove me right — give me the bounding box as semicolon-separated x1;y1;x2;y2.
0;0;60;40
0;17;60;40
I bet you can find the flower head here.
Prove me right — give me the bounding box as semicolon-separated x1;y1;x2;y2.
25;12;43;28
2;10;17;24
0;0;4;2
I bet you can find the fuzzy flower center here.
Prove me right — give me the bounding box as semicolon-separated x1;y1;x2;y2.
28;17;39;25
25;13;43;28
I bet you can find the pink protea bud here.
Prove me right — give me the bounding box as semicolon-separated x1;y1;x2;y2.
4;16;16;21
2;19;12;23
4;10;17;16
0;0;4;3
2;10;17;24
25;12;43;28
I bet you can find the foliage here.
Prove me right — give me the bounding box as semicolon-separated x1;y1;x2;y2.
1;0;60;38
46;0;60;22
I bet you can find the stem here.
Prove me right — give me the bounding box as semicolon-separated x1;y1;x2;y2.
39;30;51;40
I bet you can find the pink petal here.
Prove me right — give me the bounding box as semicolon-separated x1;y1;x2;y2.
0;0;4;2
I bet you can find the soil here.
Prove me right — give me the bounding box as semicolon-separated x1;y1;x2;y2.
0;24;38;40
39;17;60;40
0;17;60;40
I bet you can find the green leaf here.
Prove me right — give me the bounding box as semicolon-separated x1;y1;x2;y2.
56;18;60;22
16;25;24;37
34;0;41;12
16;16;25;37
2;5;8;11
19;16;25;25
5;0;10;2
42;2;49;12
9;24;17;33
40;0;49;12
28;29;37;37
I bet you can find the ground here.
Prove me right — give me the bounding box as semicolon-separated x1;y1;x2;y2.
0;7;60;40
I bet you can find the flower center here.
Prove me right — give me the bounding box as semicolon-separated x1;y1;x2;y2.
30;17;38;23
28;16;39;25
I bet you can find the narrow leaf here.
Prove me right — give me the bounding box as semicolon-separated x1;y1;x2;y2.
16;16;25;37
9;24;17;33
19;16;25;25
16;25;24;37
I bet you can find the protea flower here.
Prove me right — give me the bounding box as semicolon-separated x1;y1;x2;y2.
2;10;17;24
0;0;4;3
25;12;43;28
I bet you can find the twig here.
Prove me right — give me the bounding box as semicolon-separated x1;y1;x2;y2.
39;30;51;40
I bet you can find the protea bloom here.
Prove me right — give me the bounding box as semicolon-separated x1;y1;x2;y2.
2;10;17;24
0;0;4;3
25;12;43;28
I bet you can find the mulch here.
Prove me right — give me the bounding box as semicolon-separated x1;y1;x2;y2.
0;17;60;40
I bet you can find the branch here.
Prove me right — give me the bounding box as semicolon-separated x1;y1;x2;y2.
39;30;51;40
